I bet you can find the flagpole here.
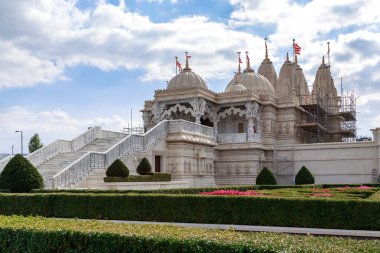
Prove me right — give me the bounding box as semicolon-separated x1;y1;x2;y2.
327;42;330;67
292;39;295;63
175;56;178;75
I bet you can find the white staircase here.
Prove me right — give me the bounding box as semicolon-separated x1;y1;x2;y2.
37;137;124;187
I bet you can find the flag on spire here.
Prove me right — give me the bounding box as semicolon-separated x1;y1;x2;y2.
293;39;301;55
264;37;268;58
237;52;242;73
175;57;182;72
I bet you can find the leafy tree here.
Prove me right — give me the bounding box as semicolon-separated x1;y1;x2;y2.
136;157;152;175
0;154;44;192
28;133;43;153
295;166;315;185
106;159;129;177
256;167;277;185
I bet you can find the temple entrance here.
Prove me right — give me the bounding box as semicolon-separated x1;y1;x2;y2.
155;156;161;172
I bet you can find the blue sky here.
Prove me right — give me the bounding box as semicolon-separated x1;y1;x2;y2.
1;0;380;154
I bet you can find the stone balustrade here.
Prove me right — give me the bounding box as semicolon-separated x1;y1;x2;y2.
217;133;261;143
51;120;214;189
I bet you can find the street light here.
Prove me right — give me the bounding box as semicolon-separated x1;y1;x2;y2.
15;130;23;156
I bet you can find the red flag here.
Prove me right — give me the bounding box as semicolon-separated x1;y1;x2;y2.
239;56;243;63
293;42;301;55
186;55;192;59
176;60;182;71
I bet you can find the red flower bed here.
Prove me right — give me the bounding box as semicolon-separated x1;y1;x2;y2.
200;190;263;196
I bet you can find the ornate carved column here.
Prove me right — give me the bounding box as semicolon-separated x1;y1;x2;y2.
190;98;206;125
245;102;259;141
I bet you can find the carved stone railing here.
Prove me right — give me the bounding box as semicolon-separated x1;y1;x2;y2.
51;120;214;189
217;133;261;143
71;127;102;152
168;120;214;138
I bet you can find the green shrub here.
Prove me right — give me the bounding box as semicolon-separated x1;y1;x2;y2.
104;173;171;182
295;166;315;185
105;159;129;177
256;167;277;185
136;157;152;175
0;215;379;253
0;154;43;192
1;192;380;230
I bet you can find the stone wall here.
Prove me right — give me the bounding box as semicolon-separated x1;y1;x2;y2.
274;128;380;184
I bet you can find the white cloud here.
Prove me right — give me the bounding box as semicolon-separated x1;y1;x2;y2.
0;107;133;154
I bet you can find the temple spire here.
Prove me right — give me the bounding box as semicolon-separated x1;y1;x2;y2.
322;55;325;65
264;37;268;58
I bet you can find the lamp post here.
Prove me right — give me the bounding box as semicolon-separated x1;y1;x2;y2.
15;130;23;156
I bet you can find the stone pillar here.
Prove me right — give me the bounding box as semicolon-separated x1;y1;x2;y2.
195;116;201;125
247;117;255;141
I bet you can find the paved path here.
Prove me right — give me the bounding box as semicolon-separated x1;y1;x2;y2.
92;220;380;240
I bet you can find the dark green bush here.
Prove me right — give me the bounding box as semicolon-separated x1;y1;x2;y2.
0;154;43;192
256;167;277;185
104;173;171;182
136;157;152;175
295;166;315;185
105;159;129;177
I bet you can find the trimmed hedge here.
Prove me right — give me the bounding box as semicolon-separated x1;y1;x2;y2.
104;173;171;182
105;159;129;177
1;193;380;230
0;154;43;192
295;166;315;185
256;167;277;185
136;157;152;175
1;216;380;253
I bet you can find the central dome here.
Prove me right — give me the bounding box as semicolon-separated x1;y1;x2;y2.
225;70;275;95
167;67;208;90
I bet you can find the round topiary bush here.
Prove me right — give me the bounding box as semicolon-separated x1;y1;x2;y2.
136;157;152;175
256;167;277;185
0;154;44;192
106;159;129;177
295;165;315;185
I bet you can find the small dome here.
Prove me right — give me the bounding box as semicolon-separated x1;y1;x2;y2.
225;72;275;95
225;81;247;92
167;67;208;90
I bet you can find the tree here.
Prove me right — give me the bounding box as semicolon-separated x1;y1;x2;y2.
295;166;315;185
136;157;152;175
106;159;129;177
256;167;277;185
0;154;44;192
28;133;43;153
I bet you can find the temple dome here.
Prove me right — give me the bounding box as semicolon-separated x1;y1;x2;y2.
225;71;275;95
167;67;208;90
225;80;247;92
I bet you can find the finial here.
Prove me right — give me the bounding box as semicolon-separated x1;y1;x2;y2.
234;71;238;84
185;52;189;68
295;55;298;63
286;52;289;61
245;51;250;69
322;55;325;64
237;52;242;73
264;37;268;58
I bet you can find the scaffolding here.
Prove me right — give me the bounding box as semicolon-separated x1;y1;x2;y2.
298;90;357;143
